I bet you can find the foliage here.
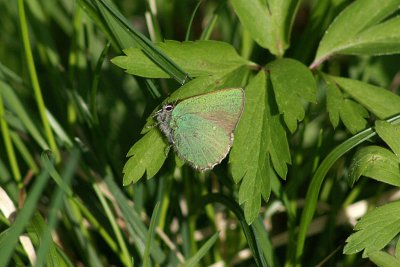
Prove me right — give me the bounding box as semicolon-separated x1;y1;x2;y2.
0;0;400;266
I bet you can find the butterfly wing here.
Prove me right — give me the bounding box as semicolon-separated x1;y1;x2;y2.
170;88;244;170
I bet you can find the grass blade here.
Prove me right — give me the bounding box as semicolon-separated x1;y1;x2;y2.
143;202;161;267
183;232;219;267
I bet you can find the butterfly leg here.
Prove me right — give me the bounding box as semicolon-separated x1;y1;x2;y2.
164;145;171;156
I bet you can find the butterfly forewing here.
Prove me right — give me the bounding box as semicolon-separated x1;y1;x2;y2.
170;88;244;170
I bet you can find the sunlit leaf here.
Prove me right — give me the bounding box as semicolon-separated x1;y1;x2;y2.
344;201;400;257
268;58;317;132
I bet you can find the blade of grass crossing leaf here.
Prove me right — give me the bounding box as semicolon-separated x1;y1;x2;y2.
295;114;400;265
18;0;60;162
93;183;131;267
35;150;80;267
143;202;161;267
0;95;21;184
95;0;190;84
0;167;50;266
185;0;203;41
183;232;219;267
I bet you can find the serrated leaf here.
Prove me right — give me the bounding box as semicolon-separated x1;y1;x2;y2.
231;0;300;56
313;0;400;65
369;250;400;267
322;75;376;134
340;99;369;134
375;120;400;158
123;129;168;186
268;115;291;179
331;76;400;119
325;78;341;128
229;71;269;223
112;40;248;78
268;58;317;132
344;201;400;256
230;71;290;224
348;146;400;187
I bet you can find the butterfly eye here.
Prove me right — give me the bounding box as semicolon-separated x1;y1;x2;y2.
165;105;173;111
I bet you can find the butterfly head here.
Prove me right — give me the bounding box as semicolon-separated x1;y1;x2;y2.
155;104;175;144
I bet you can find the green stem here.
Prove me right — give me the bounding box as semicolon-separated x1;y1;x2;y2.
18;0;60;162
0;95;21;185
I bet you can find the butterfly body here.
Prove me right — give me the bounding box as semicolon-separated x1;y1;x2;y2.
155;88;245;170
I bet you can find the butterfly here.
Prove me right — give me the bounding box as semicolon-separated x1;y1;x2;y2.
155;88;245;170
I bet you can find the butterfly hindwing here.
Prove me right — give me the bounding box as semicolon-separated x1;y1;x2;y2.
170;88;244;170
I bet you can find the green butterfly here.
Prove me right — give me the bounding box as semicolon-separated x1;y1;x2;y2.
155;88;245;170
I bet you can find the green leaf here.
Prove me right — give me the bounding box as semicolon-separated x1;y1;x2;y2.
348;146;400;187
344;201;400;256
323;74;388;133
268;58;317;132
112;40;248;78
325;78;341;128
313;0;400;65
369;251;400;267
375;120;400;158
230;71;269;223
230;71;290;223
331;76;400;119
231;0;300;56
339;16;400;56
123;129;168;186
340;99;369;134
